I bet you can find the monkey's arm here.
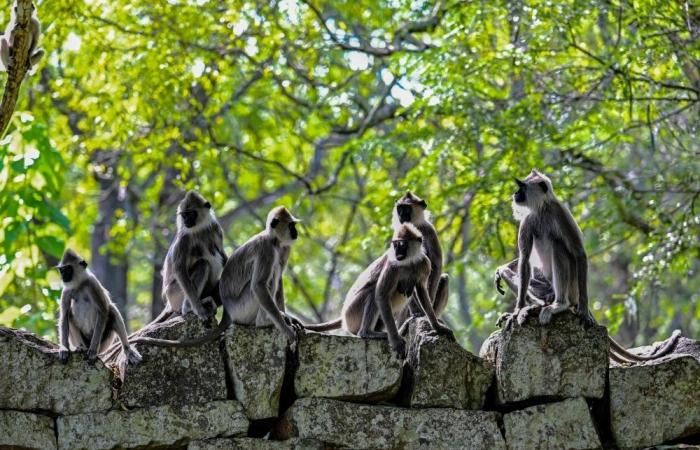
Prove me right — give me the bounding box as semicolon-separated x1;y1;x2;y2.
86;283;110;363
415;280;455;340
375;264;406;357
516;221;534;310
252;248;295;342
172;238;210;319
58;290;71;362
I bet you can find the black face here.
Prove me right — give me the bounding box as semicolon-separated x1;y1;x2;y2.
513;179;527;204
397;204;412;223
289;222;298;240
180;210;198;228
58;265;73;283
392;240;410;260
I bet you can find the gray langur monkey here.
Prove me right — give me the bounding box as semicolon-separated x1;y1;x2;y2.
494;169;681;363
305;223;455;358
126;206;304;348
392;191;449;333
0;1;44;72
56;249;141;366
159;190;227;323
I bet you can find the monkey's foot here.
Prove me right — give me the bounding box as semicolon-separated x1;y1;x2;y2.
358;330;388;340
430;324;456;342
576;309;596;328
58;349;70;364
496;312;514;329
284;314;305;331
538;306;553;325
517;304;540;326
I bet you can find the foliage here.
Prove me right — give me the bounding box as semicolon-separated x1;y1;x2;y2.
0;0;697;350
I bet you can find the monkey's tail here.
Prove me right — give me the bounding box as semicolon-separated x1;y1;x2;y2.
130;314;232;348
304;318;342;332
608;329;681;363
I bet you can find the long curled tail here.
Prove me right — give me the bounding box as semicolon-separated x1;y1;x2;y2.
304;318;342;332
609;330;681;363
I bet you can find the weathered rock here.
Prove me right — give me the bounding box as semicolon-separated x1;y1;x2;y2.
0;410;57;450
57;400;248;450
189;437;326;449
117;314;228;408
503;397;601;450
610;337;700;449
275;398;506;449
295;332;403;402
224;325;287;419
0;327;112;414
479;312;608;404
405;317;494;409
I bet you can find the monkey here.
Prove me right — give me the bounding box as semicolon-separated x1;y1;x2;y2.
124;206;304;348
305;223;455;358
160;190;227;323
56;249;141;366
494;169;681;363
391;191;449;334
0;1;44;72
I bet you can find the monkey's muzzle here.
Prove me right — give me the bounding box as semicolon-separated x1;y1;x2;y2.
58;265;73;283
180;210;198;228
397;204;412;223
289;222;298;240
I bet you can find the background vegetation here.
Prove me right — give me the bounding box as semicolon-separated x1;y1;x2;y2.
0;0;698;352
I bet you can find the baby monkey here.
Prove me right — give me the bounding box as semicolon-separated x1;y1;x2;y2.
57;249;141;365
306;223;454;358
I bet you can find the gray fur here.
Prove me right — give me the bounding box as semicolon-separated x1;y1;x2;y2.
495;170;680;363
161;191;226;322
57;249;141;366
306;223;454;358
129;206;301;348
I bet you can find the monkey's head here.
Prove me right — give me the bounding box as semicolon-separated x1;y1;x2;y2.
394;191;428;226
512;169;553;217
390;223;423;264
267;206;301;246
177;191;213;232
57;249;88;285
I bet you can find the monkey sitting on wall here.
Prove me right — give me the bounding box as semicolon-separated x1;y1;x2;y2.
305;223;455;358
494;169;680;363
57;249;141;366
126;206;304;349
392;192;449;334
0;1;44;72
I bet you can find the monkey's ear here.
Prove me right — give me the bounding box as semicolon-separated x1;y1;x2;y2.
538;181;548;193
270;218;279;228
79;260;88;268
204;201;211;209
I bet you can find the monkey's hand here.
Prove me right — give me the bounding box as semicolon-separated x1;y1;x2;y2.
58;348;70;364
86;349;98;364
577;307;596;328
391;339;407;360
284;324;299;349
284;314;305;331
494;271;505;296
191;297;217;325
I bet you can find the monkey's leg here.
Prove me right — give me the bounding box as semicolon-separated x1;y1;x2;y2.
357;298;387;340
432;274;450;317
186;260;216;320
538;252;571;325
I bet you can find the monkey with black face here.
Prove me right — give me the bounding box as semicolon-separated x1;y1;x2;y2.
0;1;44;72
160;191;227;323
306;223;454;358
127;206;303;348
57;249;141;365
494;170;680;363
392;192;449;333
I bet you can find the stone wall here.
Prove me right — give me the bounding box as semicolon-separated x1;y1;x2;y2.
0;313;698;450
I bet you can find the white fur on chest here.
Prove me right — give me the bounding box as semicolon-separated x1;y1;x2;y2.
70;291;99;335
